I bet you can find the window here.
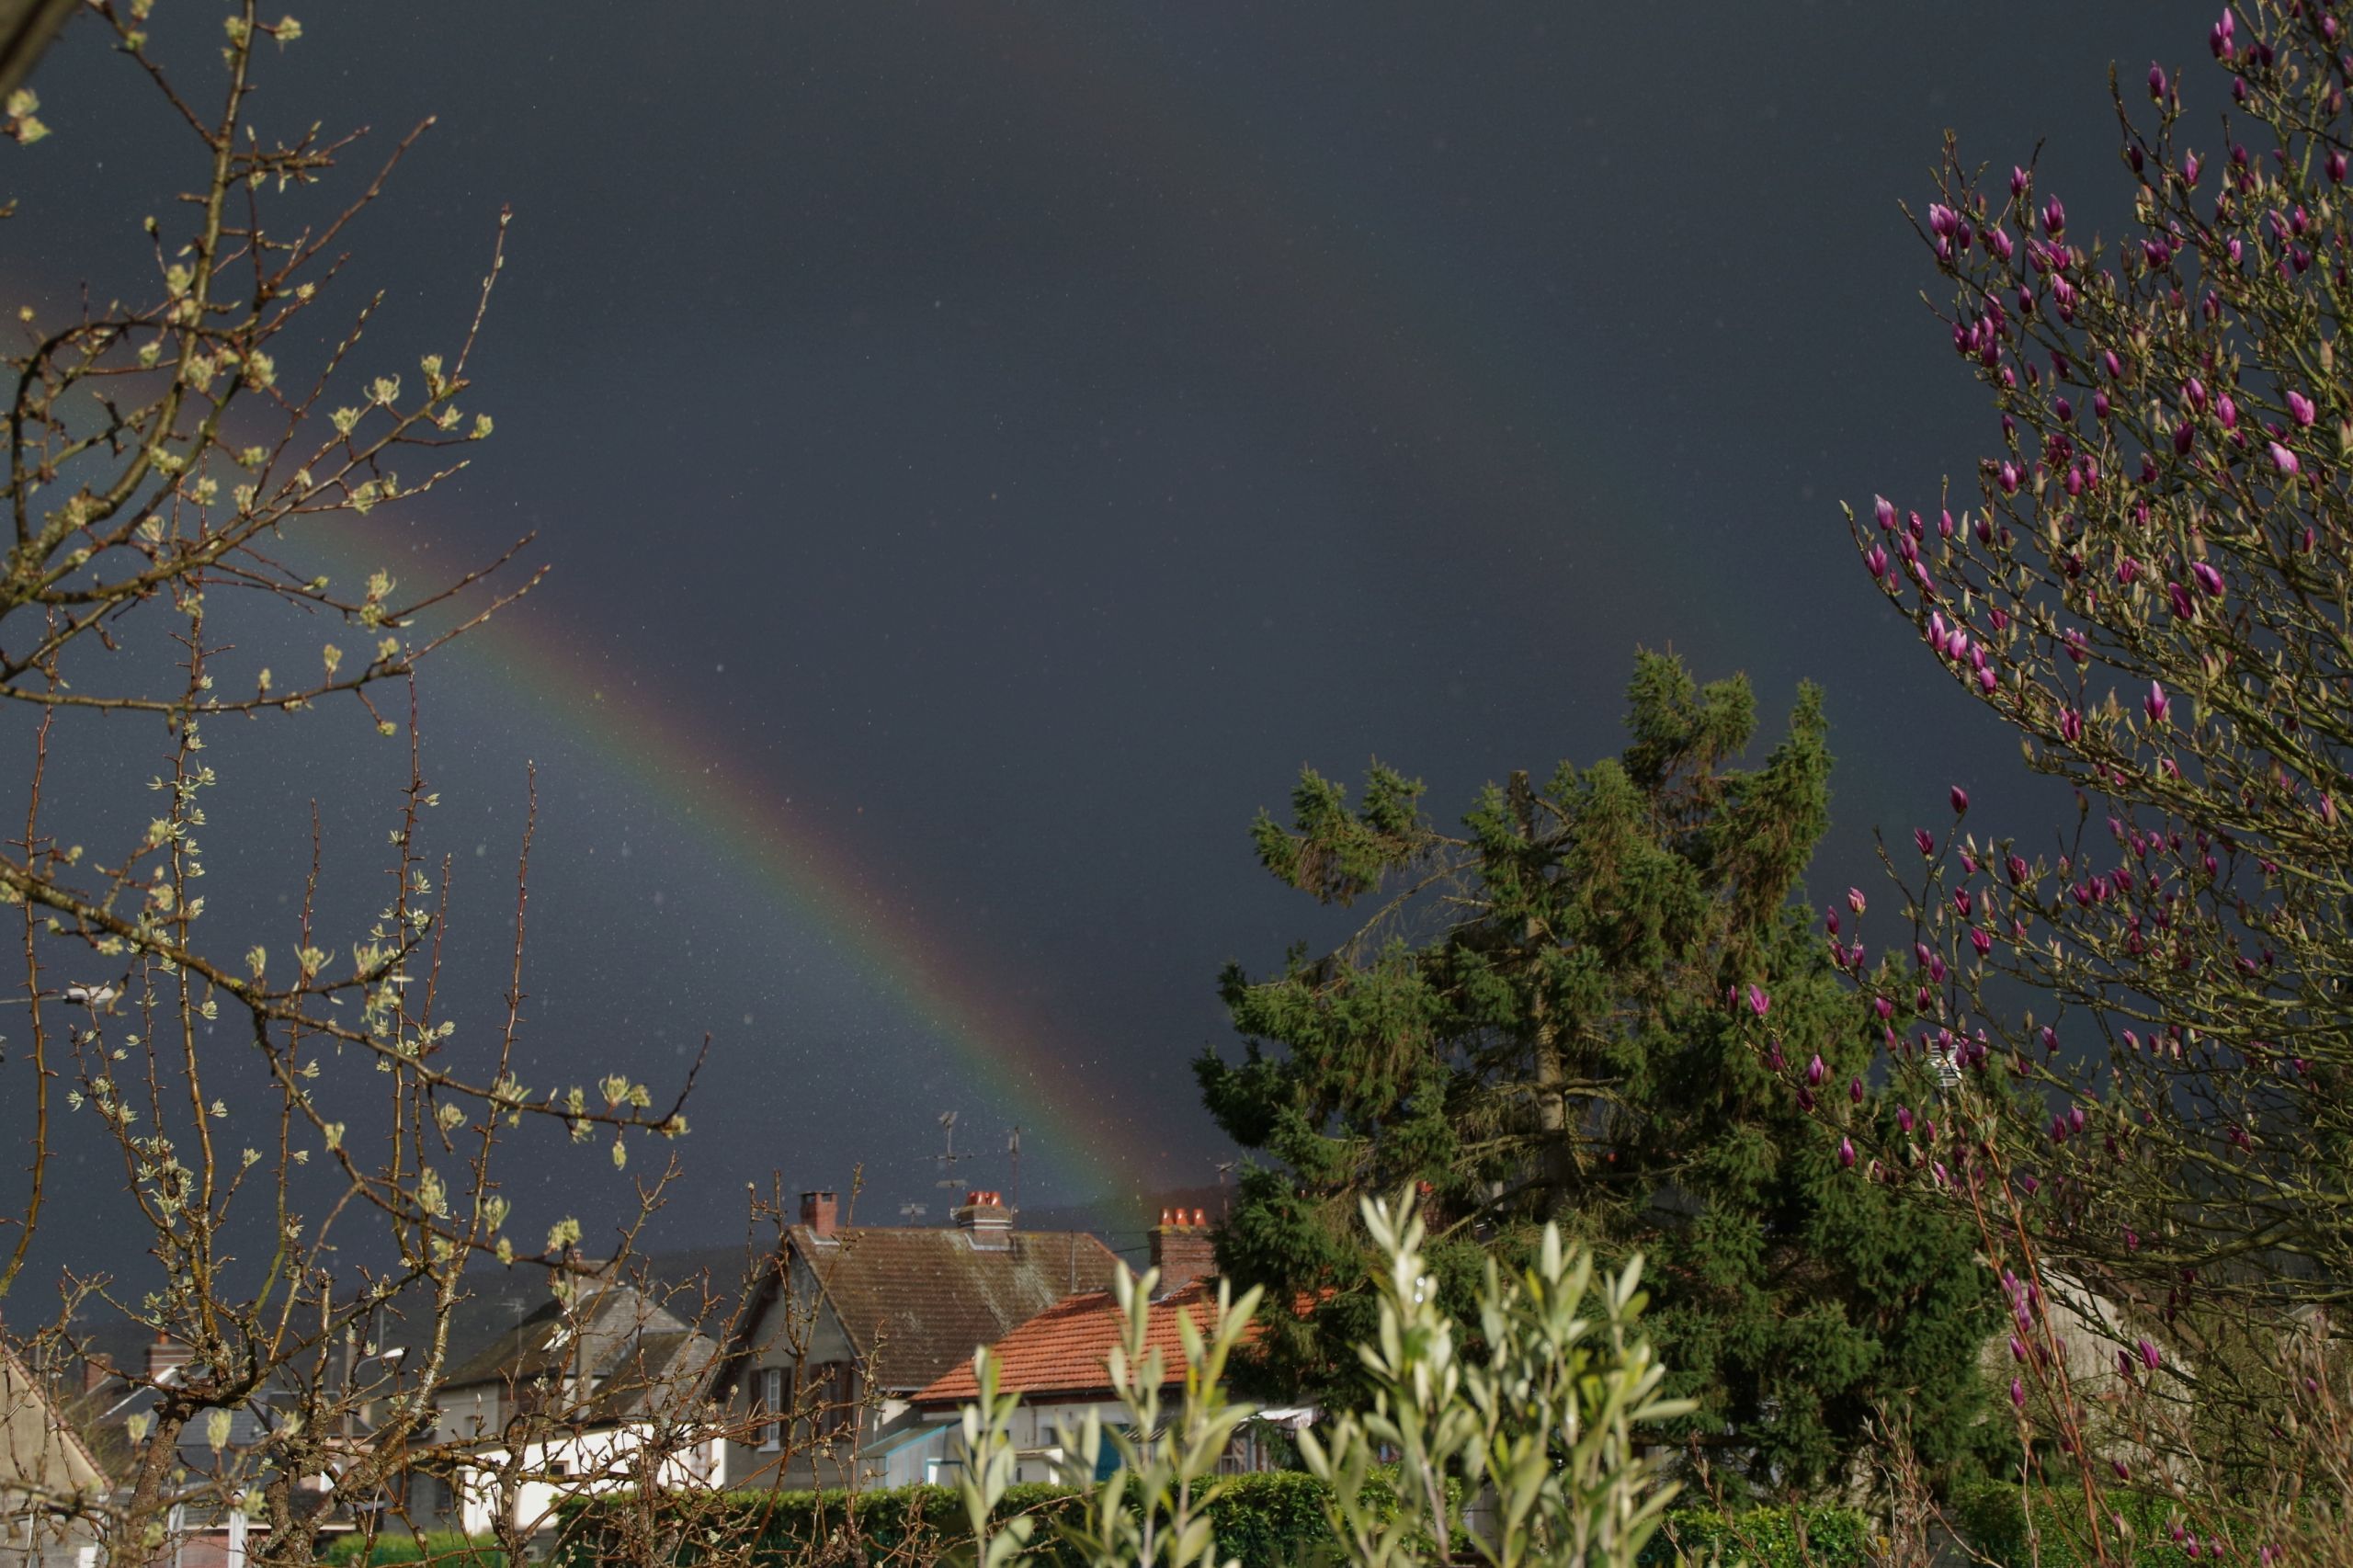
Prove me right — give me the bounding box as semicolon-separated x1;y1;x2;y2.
757;1366;783;1451
811;1361;856;1442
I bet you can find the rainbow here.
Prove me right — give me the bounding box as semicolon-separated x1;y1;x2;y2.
375;555;1157;1199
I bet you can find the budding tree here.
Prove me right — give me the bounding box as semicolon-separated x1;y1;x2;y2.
0;8;712;1566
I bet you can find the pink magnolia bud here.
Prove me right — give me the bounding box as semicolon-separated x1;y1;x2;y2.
1950;785;1970;813
2289;390;2317;426
1747;983;1770;1019
1837;1136;1856;1169
1806;1053;1825;1086
2269;439;2301;473
2145;681;2171;726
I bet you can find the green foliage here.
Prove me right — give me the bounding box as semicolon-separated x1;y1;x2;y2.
1640;1505;1868;1567
1945;1483;2206;1568
558;1475;1381;1568
1200;653;1999;1494
1298;1195;1690;1568
322;1534;506;1568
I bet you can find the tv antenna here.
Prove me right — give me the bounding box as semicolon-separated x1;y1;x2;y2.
1214;1159;1238;1216
933;1110;967;1189
1005;1126;1024;1215
898;1201;929;1222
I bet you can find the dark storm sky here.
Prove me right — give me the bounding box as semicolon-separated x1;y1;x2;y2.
4;2;2222;1268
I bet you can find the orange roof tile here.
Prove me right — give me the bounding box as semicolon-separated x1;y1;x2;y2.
909;1279;1245;1407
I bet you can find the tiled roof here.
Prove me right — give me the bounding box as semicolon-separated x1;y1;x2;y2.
438;1275;720;1423
907;1279;1237;1407
785;1225;1121;1393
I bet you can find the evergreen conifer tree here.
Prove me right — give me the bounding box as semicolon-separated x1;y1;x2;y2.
1199;653;1998;1494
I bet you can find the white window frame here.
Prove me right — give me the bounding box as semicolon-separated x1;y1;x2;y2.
758;1366;784;1451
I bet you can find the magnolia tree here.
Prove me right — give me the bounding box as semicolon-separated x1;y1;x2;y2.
1827;0;2353;1547
0;8;747;1567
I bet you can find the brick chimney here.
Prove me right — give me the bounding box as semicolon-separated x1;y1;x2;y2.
1150;1208;1216;1296
800;1190;839;1240
146;1334;190;1385
953;1189;1013;1250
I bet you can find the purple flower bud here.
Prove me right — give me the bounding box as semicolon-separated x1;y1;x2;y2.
2192;562;2224;597
2059;708;2083;743
1949;785;1969;814
2139;1338;2161;1370
2169;581;2197;619
1806;1052;1825;1086
2041;1026;2059;1052
1914;828;1936;857
1927;203;1957;238
1866;542;1889;579
2149;62;2168;101
2269;439;2301;473
1795;1085;1815;1112
1849;1075;1864;1104
1747;983;1769;1019
2175;420;2196;455
2289;390;2317;426
2021;1174;2039;1194
1971;928;1993;956
1838;1136;1856;1168
2041;197;2065;237
2218;393;2237;429
2011;1377;2027;1409
1874;494;1895;529
2011;165;2031;199
2334;150;2349;186
2146;681;2171;726
2183;150;2201;185
1824;907;1840;936
1990;225;2013;262
2211;8;2234;57
1896;1106;1915;1134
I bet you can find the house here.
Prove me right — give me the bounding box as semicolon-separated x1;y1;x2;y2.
422;1256;735;1539
1;1343;109;1568
45;1324;369;1568
710;1191;1122;1492
904;1210;1313;1485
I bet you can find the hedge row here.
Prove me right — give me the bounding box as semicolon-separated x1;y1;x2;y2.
555;1477;1334;1568
322;1531;506;1568
344;1479;2245;1568
556;1478;1863;1567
